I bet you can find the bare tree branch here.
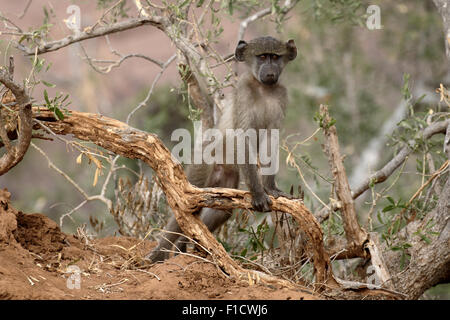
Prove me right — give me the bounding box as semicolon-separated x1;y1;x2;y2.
16;16;166;56
238;0;300;41
17;0;32;19
352;119;450;199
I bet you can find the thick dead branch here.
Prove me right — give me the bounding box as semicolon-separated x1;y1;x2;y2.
0;66;32;175
320;105;367;248
320;105;393;289
33;108;334;287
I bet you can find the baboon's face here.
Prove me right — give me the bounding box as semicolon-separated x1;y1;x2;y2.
234;36;297;86
253;53;284;85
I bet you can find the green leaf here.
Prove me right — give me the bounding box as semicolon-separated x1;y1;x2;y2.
328;118;336;127
43;89;50;105
61;94;70;104
179;0;190;8
420;234;431;244
41;80;55;88
399;120;412;130
415;94;426;105
18;34;28;44
45;62;53;72
402;73;411;100
54;108;65;120
392;219;401;234
377;211;384;224
228;0;234;15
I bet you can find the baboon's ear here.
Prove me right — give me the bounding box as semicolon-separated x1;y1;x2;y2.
235;40;248;62
286;39;297;61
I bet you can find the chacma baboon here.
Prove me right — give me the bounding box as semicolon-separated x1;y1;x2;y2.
147;36;297;262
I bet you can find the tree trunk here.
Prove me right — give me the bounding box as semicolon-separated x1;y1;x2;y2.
383;175;450;299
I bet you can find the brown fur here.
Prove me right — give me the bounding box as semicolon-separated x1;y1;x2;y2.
147;37;297;262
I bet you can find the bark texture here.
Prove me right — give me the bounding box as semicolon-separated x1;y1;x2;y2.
383;175;450;299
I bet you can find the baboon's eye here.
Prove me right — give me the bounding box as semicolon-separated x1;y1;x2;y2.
258;55;266;60
272;54;279;60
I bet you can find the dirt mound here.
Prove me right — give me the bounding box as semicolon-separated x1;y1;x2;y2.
0;189;319;300
14;212;67;254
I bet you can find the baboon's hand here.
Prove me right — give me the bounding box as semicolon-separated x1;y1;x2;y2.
251;191;272;212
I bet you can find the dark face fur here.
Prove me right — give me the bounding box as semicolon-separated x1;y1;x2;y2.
254;53;283;85
235;36;297;86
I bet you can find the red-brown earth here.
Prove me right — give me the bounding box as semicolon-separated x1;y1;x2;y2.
0;189;318;300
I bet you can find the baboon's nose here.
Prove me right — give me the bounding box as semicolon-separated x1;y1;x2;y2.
263;73;277;85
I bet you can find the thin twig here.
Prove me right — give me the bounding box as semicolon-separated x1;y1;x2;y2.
17;0;33;19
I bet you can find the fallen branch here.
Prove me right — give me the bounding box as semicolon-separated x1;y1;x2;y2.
33;107;334;288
